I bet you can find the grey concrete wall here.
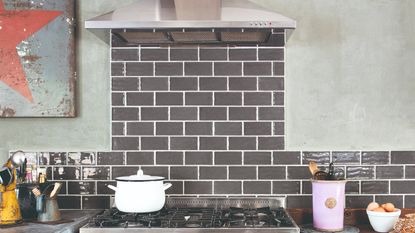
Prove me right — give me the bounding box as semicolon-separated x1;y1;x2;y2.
253;0;415;150
1;0;414;161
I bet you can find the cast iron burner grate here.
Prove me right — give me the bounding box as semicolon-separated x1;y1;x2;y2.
81;197;300;233
91;206;295;229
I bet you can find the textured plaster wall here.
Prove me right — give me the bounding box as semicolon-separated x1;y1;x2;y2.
1;0;415;161
253;0;415;150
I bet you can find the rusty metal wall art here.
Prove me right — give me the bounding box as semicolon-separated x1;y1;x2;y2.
0;0;75;117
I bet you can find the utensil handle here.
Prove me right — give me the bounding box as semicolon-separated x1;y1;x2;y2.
163;183;172;190
107;185;118;192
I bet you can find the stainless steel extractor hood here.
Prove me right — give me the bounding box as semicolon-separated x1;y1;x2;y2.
85;0;296;44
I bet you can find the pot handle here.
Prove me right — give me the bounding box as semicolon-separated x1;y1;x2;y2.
163;183;172;190
107;185;118;192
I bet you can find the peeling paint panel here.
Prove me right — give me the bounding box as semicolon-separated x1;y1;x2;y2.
0;0;75;117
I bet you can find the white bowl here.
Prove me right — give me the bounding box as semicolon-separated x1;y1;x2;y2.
367;209;401;232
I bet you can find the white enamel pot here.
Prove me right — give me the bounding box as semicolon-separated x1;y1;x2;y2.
108;169;171;213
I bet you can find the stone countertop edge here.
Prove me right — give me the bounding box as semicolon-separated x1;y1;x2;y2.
7;210;102;233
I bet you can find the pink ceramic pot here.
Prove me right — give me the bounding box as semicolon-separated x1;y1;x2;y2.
312;180;347;232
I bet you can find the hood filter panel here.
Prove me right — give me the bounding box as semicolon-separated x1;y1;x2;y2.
114;30;272;45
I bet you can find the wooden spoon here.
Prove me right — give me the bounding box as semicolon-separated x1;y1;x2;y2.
308;161;319;176
49;182;62;198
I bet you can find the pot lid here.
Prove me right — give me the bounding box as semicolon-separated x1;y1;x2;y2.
115;169;165;182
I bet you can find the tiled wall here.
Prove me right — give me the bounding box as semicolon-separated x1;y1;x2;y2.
17;29;415;209
22;150;415;209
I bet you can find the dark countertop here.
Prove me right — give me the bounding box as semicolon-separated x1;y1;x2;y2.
1;210;101;233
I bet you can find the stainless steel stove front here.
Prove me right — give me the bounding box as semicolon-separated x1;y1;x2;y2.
80;197;300;233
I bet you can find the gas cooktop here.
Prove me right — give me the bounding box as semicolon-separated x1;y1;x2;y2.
80;197;300;233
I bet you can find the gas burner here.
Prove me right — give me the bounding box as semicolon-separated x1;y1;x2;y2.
185;223;202;228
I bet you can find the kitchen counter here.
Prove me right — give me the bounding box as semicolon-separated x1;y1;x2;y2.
289;208;415;233
1;210;102;233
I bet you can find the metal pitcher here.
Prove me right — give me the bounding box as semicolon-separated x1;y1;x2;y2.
36;196;61;222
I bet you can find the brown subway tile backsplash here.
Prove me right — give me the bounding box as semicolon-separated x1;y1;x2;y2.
332;151;360;164
392;151;415;164
214;62;242;76
127;122;154;135
273;181;300;194
126;152;154;165
170;48;198;61
97;152;124;165
126;62;153;76
112;107;139;121
214;92;242;105
156;152;183;165
185;62;212;76
244;92;272;105
170;77;198;91
200;167;227;180
156;122;183;135
200;48;227;61
155;62;183;76
170;166;198;179
258;166;286;180
229;107;256;120
405;166;415;178
215;122;242;135
287;166;311;179
228;137;256;150
140;48;168;61
111;93;124;106
199;77;227;90
112;137;139;150
185;92;213;105
185;181;212;194
214;181;242;194
170;107;198;120
258;48;284;61
244;152;272;165
244;62;272;76
346;196;373;208
273;151;301;164
112;49;139;61
156;92;183;106
244;181;271;194
302;151;330;165
362;151;389;164
229;49;257;61
391;181;415;194
112;77;139;91
140;77;168;90
141;137;168;150
141;107;168;120
185;122;212;135
229;166;256;179
200;107;227;120
376;166;404;179
22;29;415;210
229;77;257;90
215;152;242;165
185;152;213;165
346;166;375;180
112;123;124;135
170;137;198;150
361;181;389;194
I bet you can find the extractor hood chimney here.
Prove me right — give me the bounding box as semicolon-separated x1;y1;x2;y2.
85;0;296;45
